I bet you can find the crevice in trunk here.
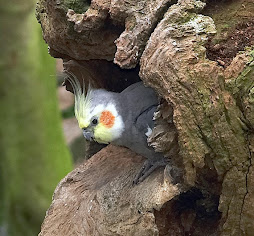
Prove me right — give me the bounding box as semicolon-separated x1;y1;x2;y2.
63;59;141;92
154;187;222;235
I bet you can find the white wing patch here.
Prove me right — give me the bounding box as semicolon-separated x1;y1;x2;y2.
145;126;152;137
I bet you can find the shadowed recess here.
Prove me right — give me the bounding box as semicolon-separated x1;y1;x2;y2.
154;188;221;236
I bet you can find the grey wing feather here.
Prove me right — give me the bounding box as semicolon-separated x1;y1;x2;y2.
120;82;159;122
135;105;157;135
113;82;159;159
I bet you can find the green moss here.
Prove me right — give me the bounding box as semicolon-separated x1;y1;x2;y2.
37;0;90;18
230;49;254;127
249;87;254;103
63;0;90;14
167;11;196;25
177;12;196;24
227;49;254;97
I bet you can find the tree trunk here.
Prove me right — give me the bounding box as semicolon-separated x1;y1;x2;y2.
36;0;254;235
0;1;72;235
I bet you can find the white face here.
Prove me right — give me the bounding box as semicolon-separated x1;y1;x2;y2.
87;104;104;123
79;103;125;144
67;75;125;143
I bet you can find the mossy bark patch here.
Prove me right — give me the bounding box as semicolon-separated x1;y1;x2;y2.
37;0;254;235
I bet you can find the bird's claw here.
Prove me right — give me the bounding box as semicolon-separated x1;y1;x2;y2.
133;158;168;185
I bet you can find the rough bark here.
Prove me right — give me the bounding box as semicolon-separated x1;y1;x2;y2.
40;145;180;235
37;0;254;235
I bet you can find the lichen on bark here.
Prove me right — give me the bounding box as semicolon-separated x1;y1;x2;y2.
36;0;254;235
140;1;254;233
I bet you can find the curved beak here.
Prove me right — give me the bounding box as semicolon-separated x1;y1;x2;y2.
82;129;94;141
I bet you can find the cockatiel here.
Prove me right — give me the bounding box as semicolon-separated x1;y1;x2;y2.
66;75;167;184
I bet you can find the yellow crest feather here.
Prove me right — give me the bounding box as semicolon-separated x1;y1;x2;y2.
65;71;92;128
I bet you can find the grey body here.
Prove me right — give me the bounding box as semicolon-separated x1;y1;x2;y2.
90;82;161;158
91;82;158;159
113;82;161;160
89;82;166;183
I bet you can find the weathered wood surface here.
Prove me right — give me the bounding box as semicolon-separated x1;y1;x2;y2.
37;0;254;235
39;145;180;235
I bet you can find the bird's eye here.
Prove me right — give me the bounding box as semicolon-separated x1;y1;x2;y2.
91;118;98;125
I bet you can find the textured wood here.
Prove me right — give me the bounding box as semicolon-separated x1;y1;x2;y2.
39;145;180;236
37;0;254;235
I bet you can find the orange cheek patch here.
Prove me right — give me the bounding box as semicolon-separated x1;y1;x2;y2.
100;110;115;128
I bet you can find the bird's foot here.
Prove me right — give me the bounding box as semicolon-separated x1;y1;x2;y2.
133;158;168;185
